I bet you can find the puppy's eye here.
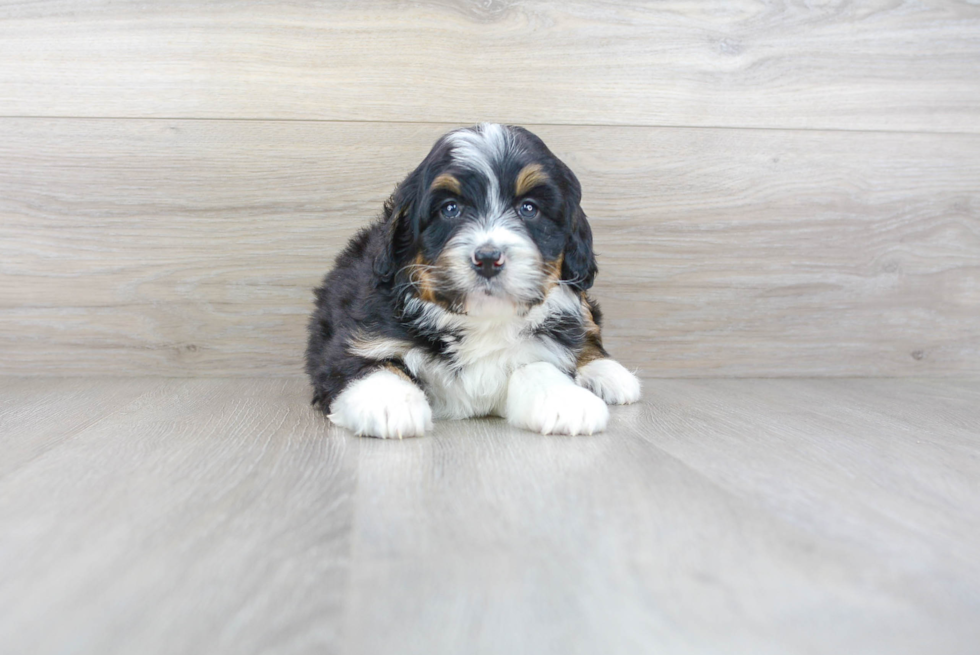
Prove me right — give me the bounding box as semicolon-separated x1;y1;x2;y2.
440;200;461;219
517;200;539;220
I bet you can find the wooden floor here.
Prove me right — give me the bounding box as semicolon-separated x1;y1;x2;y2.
1;377;978;654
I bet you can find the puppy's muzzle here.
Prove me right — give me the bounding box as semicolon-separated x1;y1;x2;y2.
471;246;505;279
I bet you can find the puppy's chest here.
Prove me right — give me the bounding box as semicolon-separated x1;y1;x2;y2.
405;324;558;419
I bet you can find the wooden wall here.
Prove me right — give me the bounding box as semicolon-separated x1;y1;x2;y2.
1;1;978;377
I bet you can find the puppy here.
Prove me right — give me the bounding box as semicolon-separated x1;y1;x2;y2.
306;123;640;438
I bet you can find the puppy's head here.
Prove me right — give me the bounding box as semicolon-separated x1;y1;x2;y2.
376;123;597;317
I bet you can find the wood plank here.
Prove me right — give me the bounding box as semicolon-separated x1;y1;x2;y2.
0;377;358;655
1;119;978;377
1;1;979;132
0;376;165;478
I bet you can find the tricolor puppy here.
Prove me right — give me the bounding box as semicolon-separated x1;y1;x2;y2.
306;123;640;438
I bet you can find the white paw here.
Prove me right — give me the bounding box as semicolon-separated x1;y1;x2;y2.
329;368;433;439
506;362;609;435
576;358;641;405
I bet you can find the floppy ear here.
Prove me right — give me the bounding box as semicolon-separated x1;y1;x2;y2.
555;160;598;291
373;173;423;283
561;206;598;291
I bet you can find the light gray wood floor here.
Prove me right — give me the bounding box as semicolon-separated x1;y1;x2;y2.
1;377;978;654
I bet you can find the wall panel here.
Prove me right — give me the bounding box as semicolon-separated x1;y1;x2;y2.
2;119;977;376
1;1;978;132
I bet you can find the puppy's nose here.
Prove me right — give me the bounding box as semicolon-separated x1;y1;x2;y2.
472;247;504;278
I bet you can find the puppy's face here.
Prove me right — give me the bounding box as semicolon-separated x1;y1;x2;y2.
379;124;597;316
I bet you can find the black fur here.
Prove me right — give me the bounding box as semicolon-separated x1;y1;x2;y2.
532;310;586;350
305;124;605;412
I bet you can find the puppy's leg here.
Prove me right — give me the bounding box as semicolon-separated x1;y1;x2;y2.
505;362;609;435
575;358;641;405
329;367;432;439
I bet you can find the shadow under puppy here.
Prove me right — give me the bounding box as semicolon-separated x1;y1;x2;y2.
306;123;640;438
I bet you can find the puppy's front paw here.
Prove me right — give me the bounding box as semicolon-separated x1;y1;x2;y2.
329;368;432;439
506;362;609;435
576;358;641;405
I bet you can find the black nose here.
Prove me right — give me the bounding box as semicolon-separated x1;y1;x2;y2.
472;247;504;278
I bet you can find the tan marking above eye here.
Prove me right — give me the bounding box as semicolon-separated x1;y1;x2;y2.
430;173;462;195
515;163;550;197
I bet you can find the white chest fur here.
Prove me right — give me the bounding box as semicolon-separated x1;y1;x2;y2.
403;288;579;419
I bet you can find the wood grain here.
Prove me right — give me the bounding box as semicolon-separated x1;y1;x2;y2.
1;1;979;132
0;376;165;477
2;118;978;377
346;378;980;654
0;377;358;655
2;377;978;653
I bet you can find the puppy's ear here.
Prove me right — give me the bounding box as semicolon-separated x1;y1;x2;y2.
556;160;598;291
561;207;598;291
374;172;422;283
